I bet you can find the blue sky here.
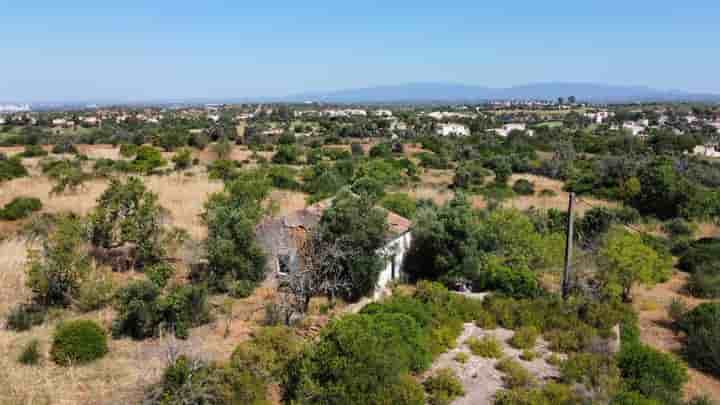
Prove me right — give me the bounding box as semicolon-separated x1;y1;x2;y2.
1;1;719;102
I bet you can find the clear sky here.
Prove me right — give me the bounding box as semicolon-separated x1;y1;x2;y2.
1;1;719;102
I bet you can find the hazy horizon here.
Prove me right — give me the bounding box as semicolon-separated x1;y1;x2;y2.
2;1;720;102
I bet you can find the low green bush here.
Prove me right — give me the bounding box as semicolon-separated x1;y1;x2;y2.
18;339;42;365
519;350;537;361
610;391;662;405
679;303;720;376
687;272;720;298
423;368;465;405
0;155;29;182
496;357;534;389
145;263;175;288
454;352;470;363
509;326;539;350
75;269;115;312
5;303;47;331
229;279;256;298
618;343;688;404
148;355;269;405
286;312;431;404
230;326;303;385
51;320;108;366
494;383;578;405
466;335;504;358
560;352;620;391
512;179;535;195
112;281;211;340
0;197;42;220
19;145;48;158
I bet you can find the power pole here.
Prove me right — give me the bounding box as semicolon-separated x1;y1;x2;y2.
562;192;575;300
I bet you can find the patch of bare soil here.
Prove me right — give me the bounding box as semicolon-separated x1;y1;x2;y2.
428;324;560;405
633;272;720;400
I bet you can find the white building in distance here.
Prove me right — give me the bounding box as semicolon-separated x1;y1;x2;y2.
435;123;470;137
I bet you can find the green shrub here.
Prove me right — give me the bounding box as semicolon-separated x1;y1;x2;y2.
18;339;42;365
51;320;108;366
51;142;78;154
618;343;688;403
380;193;417;219
454;352;470;364
0;155;29;182
145;263;175;288
113;281;210;340
519;350;537;361
512;179;535;195
26;216;90;306
494;383;578;405
610;391;661;405
75;268;116;312
19;145;48;158
509;326;539;350
385;374;426;405
560;352;620;391
229;279;256;298
423;368;465;405
679;303;720;376
5;303;47;331
149;355;270;405
286;313;431;404
686;396;717;405
667;298;688;326
119;143;138;157
496;357;534;388
687;272;720;298
475;311;498;329
678;238;720;275
544;322;597;353
231;326;303;385
0;197;42;220
539;189;557;197
466;335;504;358
662;219;697;239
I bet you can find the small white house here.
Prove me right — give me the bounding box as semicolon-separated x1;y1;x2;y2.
694;144;720;158
494;123;527;137
255;199;413;299
436;123;470;137
623;122;646;136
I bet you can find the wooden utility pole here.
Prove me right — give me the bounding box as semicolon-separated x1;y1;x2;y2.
562;192;575;300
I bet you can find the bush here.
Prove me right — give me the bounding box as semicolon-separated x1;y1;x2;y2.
148;355;269;405
19;145;48;158
496;357;534;388
380;193;417;219
662;218;697;239
18;339;42;365
618;343;688;403
509;326;539;350
0;155;28;182
231;326;303;385
0;197;42;220
423;368;465;405
351;142;365;156
51;142;78;154
611;391;661;405
519;349;537;361
113;281;211;340
560;352;620;391
26;216;90;306
512;179;535;195
272;144;301;164
286;313;431;404
5;303;47;331
51;320;108;366
145;263;175;288
687;272;720;298
667;298;688;326
494;383;578;405
229;279;256;298
75;268;116;312
466;335;504;358
679;303;720;376
454;352;470;363
119;143;138;157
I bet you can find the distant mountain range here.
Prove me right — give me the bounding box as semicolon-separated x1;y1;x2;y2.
287;82;720;104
